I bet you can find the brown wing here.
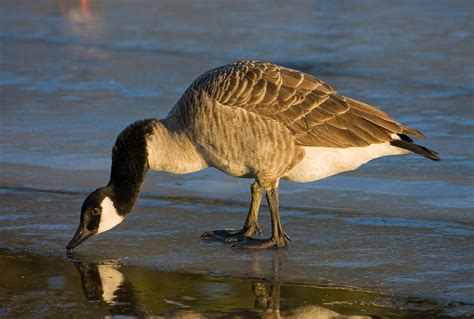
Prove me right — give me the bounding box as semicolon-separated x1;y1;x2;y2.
190;60;424;148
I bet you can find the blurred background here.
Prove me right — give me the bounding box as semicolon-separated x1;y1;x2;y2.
0;0;473;317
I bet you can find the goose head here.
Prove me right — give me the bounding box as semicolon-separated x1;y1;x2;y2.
67;185;130;250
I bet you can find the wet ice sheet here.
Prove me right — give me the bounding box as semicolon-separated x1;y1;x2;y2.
2;249;463;318
0;184;473;312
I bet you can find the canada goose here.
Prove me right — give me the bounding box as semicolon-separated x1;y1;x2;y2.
67;60;439;250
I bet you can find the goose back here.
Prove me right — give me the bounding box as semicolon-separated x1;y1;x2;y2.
178;60;423;148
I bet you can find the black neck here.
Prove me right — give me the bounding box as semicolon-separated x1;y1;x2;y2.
108;119;155;213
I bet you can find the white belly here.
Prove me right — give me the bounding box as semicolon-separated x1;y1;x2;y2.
283;143;409;183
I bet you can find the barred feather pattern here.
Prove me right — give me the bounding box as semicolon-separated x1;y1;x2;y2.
166;91;304;186
162;60;435;185
177;60;424;148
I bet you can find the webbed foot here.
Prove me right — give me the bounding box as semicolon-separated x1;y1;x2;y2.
232;232;290;249
201;225;262;243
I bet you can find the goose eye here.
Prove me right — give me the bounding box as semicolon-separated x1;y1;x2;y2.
91;208;100;216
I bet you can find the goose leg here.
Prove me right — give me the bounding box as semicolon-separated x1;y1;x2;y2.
233;186;290;249
201;182;263;243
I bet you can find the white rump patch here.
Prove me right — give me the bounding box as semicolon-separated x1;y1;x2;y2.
97;197;124;234
284;142;409;183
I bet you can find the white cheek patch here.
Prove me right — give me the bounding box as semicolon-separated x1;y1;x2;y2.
97;264;124;304
97;197;124;234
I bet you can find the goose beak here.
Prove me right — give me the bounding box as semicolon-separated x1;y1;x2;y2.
67;224;93;251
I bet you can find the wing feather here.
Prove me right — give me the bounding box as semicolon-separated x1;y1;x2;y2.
188;60;422;147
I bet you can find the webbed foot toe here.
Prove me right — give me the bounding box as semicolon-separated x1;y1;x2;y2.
200;225;261;243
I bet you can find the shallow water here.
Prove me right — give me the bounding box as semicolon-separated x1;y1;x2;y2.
0;0;473;317
0;249;463;318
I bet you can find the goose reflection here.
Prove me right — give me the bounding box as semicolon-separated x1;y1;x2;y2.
73;261;146;316
249;251;369;319
72;260;205;318
252;282;370;319
71;254;370;318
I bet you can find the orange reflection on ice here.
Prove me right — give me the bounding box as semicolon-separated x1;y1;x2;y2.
58;0;92;20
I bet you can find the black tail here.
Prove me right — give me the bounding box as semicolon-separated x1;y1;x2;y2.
390;138;440;161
